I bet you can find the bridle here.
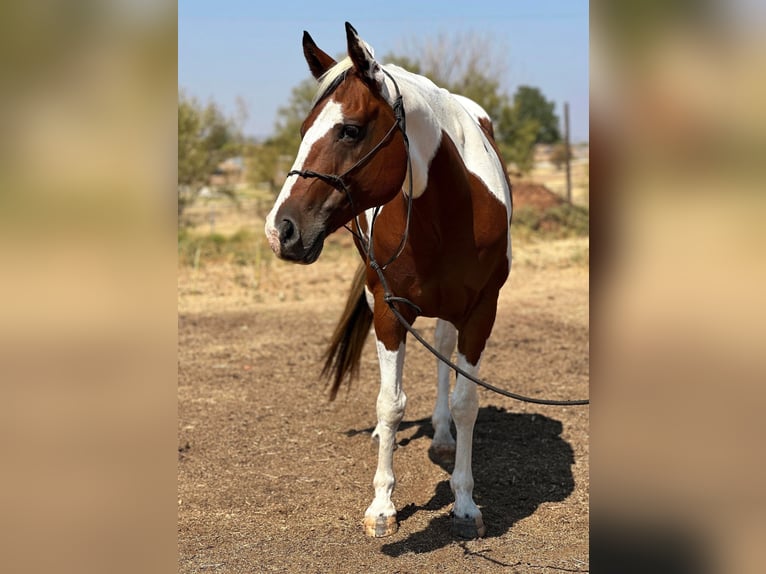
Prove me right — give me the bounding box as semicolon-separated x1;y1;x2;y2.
286;67;589;407
287;68;414;275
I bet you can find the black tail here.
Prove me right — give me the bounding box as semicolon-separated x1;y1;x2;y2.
322;263;373;400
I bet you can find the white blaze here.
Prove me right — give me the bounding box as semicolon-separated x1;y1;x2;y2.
264;100;344;252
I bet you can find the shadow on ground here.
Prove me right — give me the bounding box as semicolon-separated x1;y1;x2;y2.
346;405;576;557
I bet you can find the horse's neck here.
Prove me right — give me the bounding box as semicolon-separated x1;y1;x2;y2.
387;66;510;215
383;66;462;200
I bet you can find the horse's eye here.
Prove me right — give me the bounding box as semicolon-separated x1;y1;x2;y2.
340;124;362;142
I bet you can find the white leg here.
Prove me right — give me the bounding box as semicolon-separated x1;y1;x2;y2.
430;319;457;461
450;352;486;538
364;339;406;537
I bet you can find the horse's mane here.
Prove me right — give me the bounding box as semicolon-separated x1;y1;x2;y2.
311;57;354;108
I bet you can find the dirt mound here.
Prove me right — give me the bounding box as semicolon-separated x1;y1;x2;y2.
512;181;566;212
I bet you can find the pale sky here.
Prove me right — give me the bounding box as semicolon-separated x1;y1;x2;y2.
179;0;589;142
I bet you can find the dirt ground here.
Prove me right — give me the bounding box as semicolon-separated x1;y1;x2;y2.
178;232;589;573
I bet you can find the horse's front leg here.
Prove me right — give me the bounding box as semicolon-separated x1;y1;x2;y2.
364;308;407;537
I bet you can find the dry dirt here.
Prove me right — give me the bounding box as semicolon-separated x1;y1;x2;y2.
178;232;589;573
511;182;566;212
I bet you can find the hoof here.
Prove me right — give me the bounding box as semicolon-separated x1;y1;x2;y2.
452;515;486;539
428;443;456;465
364;514;398;537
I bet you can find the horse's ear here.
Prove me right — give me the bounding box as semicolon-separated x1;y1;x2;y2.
303;31;336;80
345;22;381;90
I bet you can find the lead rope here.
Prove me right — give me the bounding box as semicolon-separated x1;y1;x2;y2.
290;68;589;406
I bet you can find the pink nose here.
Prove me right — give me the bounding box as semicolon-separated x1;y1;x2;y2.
265;222;281;255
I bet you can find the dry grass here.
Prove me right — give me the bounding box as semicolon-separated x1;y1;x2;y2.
525;154;589;206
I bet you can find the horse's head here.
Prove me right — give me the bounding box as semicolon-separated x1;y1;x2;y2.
265;23;408;263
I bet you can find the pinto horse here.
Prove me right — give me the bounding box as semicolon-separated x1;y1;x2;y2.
265;23;512;539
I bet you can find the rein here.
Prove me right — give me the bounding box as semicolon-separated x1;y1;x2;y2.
290;69;589;407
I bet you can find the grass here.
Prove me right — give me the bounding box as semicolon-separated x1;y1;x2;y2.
177;225;352;269
512;203;590;241
177;202;590;269
178;227;266;267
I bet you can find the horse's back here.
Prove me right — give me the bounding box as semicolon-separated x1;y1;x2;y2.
451;94;496;140
449;93;511;212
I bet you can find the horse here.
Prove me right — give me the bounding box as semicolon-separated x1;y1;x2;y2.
264;22;512;539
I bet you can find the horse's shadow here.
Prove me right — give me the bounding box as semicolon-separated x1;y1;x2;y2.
345;405;576;556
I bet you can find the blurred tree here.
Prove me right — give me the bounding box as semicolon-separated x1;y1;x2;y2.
246;139;285;195
273;78;316;152
245;78;315;195
550;141;573;170
177;91;242;216
513;86;561;144
498;106;541;174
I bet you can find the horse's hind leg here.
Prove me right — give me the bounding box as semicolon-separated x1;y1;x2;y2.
449;352;486;538
449;297;499;539
429;319;457;464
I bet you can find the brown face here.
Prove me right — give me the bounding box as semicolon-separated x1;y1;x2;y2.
264;73;407;263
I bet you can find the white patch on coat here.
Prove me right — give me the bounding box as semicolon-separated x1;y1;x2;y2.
355;206;381;247
450;94;512;213
450;352;483;521
451;94;489;125
379;65;511;219
450;93;512;265
378;65;441;199
363;285;374;312
365;340;407;521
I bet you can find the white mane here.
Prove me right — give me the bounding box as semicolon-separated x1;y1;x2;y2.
311;57;353;108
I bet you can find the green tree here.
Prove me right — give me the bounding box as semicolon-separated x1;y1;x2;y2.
177;90;242;216
513;86;561;144
497;105;540;174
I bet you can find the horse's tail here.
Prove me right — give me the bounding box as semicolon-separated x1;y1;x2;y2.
322;263;373;401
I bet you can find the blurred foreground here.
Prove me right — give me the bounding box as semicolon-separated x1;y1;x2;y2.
592;1;766;572
1;0;765;572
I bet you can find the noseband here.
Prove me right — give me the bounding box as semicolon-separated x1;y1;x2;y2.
286;68;414;274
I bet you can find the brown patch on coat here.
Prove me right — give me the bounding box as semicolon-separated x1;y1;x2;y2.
358;131;510;365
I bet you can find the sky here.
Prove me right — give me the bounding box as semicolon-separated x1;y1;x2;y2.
179;0;589;142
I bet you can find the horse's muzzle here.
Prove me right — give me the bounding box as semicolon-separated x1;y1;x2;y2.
267;216;325;264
